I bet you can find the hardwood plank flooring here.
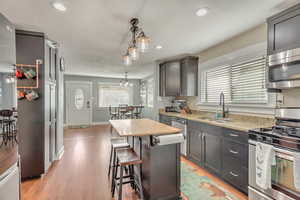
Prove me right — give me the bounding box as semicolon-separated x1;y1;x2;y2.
21;125;247;200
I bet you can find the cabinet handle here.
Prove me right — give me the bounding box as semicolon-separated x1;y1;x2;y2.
229;133;239;137
230;171;239;177
229;149;239;154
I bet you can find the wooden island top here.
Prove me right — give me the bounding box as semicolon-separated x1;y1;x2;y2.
109;118;181;137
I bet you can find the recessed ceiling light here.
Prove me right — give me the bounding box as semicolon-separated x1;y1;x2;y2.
51;1;67;12
196;7;209;17
155;45;163;49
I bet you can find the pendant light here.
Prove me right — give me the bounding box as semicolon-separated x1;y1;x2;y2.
122;18;150;65
120;72;133;87
122;51;132;66
128;45;139;60
137;31;150;52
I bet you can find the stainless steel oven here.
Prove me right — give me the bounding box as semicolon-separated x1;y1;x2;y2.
249;141;300;200
267;47;300;89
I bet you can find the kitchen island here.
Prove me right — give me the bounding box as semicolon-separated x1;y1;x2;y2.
109;119;182;200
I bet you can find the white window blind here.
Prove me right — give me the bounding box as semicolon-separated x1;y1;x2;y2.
201;57;267;104
98;84;131;107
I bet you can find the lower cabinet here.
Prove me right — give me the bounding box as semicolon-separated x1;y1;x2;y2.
187;120;249;194
159;114;172;125
203;133;222;175
188;128;203;165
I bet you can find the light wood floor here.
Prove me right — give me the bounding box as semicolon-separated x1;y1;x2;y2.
21;125;248;200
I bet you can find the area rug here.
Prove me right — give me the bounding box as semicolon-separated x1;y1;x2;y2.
181;161;240;200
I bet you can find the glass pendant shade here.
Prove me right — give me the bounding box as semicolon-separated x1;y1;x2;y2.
128;46;139;60
123;53;132;66
137;32;150;52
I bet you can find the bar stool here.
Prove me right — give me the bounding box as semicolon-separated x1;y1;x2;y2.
112;148;143;200
108;137;130;177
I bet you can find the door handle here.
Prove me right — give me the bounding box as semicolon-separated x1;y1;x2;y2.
87;101;91;109
229;133;239;137
230;171;239;177
229;149;239;154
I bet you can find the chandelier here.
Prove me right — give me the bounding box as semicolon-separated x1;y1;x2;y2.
120;72;133;87
122;18;150;66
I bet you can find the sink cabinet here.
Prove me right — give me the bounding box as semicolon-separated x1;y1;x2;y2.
185;119;249;194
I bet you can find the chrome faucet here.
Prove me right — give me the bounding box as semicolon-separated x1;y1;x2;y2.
219;92;227;118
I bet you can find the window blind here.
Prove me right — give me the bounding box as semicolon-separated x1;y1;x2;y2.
231;57;267;103
201;57;267;104
98;84;130;107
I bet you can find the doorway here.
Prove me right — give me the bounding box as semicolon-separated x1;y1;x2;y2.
65;81;93;126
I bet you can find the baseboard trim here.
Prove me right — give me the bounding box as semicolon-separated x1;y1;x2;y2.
57;146;64;160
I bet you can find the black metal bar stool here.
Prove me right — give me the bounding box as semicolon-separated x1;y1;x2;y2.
112;148;143;200
108;137;130;177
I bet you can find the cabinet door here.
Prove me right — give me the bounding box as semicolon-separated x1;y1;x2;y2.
165;61;180;96
268;4;300;54
180;57;198;96
188;128;202;165
203;133;222;175
159;63;166;96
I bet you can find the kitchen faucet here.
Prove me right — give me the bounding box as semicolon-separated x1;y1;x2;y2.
219;92;227;118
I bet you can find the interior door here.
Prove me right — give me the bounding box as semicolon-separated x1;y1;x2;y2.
66;81;92;126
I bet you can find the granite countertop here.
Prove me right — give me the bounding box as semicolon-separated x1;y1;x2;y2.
159;110;275;132
110;118;181;137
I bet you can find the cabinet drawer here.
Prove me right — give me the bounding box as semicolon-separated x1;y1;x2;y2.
223;139;248;167
223;157;248;193
223;128;248;144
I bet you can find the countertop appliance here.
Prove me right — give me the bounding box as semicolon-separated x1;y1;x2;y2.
171;117;187;156
248;108;300;200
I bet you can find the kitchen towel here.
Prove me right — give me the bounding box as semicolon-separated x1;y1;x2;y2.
256;142;275;190
294;152;300;191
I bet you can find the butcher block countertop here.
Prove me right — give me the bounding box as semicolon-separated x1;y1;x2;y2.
109;118;181;137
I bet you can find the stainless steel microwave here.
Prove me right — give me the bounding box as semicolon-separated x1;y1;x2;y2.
267;47;300;89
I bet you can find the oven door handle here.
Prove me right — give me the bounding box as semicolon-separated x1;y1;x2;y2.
249;140;294;161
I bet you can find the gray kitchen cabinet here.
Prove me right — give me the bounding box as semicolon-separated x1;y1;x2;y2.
185;118;249;194
159;61;181;96
203;131;222;175
267;3;300;55
159;56;198;97
180;57;198;96
187;121;203;166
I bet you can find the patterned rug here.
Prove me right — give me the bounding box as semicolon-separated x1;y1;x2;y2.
181;161;240;200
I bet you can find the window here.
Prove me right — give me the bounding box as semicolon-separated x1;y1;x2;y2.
140;77;154;107
200;57;267;104
147;78;154;107
98;84;131;107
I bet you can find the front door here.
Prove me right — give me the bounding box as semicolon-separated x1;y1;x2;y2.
66;81;92;126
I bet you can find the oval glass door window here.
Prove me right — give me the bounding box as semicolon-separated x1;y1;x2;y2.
74;89;84;110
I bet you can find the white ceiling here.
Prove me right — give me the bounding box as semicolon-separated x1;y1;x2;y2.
0;0;299;78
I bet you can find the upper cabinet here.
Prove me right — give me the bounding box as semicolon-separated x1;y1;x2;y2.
159;56;198;97
267;3;300;55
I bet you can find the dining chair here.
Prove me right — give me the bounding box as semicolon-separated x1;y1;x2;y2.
109;105;119;120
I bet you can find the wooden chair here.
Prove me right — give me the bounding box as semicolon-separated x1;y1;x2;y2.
112;148;144;200
109;105;119;120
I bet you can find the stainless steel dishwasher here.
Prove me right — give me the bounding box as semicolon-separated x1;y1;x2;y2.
171;117;187;156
